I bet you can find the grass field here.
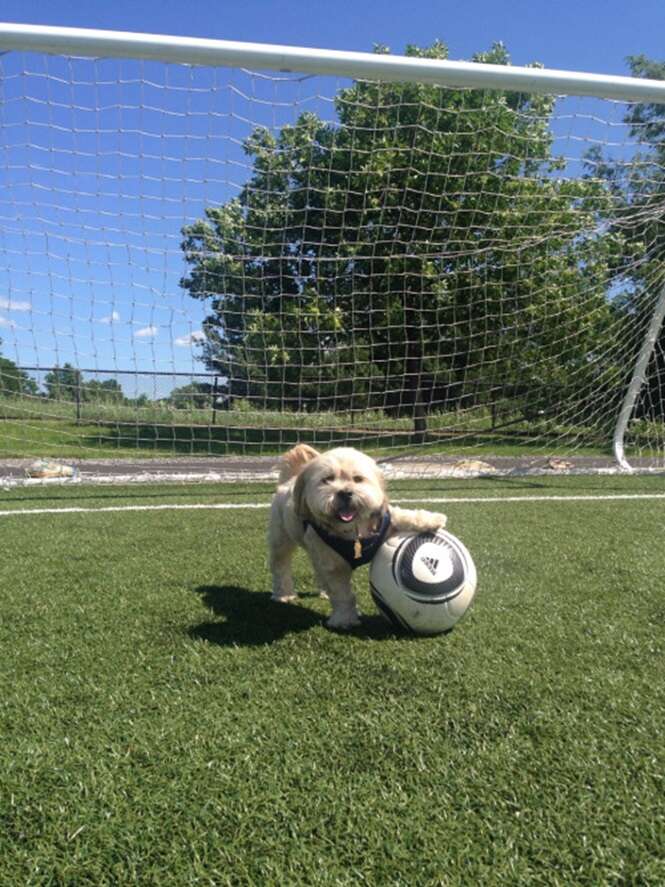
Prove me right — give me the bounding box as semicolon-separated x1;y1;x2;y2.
2;475;665;885
0;415;614;462
0;397;613;460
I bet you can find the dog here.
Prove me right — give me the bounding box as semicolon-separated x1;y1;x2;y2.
269;445;447;629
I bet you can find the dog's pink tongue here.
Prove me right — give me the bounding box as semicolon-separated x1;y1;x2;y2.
338;511;356;522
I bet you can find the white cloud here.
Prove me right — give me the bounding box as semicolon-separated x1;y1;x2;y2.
174;330;206;347
0;297;31;312
134;325;158;339
0;315;17;329
99;311;121;324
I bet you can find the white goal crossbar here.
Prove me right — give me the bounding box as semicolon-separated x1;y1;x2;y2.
2;23;665;104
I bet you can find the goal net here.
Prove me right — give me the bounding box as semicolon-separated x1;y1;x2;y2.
1;26;665;478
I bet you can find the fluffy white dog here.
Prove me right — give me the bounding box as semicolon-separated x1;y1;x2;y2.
269;444;447;629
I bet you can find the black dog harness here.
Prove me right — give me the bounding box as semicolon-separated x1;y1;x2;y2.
303;510;392;570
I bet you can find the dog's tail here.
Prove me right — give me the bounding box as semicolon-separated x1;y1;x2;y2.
278;444;320;483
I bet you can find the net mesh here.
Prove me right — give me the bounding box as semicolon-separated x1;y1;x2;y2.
1;45;664;475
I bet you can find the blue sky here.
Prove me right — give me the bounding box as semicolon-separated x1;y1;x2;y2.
1;0;664;397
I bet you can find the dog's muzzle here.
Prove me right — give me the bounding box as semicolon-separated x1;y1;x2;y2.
334;490;357;523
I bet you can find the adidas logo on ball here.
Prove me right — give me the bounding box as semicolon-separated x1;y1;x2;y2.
421;555;440;576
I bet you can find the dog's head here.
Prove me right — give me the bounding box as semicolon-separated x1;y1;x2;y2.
293;447;387;537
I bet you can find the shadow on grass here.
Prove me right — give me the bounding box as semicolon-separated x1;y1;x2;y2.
189;585;323;646
81;423;418;456
88;421;579;457
189;584;405;645
3;414;610;460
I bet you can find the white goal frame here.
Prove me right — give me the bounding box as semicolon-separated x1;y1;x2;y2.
2;22;665;473
3;22;665;102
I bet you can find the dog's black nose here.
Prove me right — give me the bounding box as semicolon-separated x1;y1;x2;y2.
337;489;353;502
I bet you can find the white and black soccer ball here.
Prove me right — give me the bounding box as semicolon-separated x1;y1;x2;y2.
369;529;477;635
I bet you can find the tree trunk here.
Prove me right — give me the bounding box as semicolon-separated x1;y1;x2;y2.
410;379;427;444
405;286;427;445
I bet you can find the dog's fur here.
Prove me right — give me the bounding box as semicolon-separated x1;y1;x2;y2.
269;445;447;629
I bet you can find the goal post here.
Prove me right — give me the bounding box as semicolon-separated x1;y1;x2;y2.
1;22;665;476
613;278;665;471
3;22;665;102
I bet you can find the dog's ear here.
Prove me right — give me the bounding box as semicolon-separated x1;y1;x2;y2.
372;461;388;501
279;444;320;484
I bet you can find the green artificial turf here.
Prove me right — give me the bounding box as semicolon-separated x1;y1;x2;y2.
1;477;664;885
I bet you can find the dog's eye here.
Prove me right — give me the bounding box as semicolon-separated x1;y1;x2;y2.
322;475;335;484
353;475;365;484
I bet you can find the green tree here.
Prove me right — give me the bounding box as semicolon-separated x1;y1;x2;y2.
182;42;625;438
44;364;82;401
0;340;38;396
169;382;215;410
127;393;150;408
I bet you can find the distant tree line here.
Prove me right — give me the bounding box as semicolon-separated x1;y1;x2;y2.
0;354;223;411
0;348;38;397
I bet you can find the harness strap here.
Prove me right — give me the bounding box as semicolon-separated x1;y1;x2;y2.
303;510;391;570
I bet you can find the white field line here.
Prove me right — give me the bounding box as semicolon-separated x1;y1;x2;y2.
1;493;665;518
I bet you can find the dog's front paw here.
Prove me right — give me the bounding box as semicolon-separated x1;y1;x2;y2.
408;509;447;532
325;609;362;630
271;591;298;603
425;510;447;531
390;505;447;534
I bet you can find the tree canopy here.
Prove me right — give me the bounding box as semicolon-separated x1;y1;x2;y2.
179;42;629;436
44;366;126;404
169;382;216;410
0;340;38;397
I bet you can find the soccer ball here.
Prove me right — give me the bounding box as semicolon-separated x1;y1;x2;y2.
369;529;477;635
